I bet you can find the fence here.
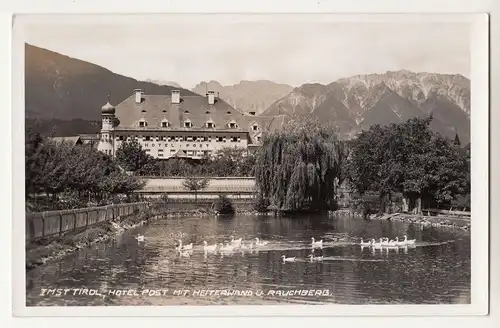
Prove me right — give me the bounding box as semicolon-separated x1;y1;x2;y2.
25;202;163;242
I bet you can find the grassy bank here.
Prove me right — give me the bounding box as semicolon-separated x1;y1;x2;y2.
329;209;471;231
26;209;154;271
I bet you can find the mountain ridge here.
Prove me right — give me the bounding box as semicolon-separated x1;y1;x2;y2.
25;43;199;121
191;80;294;115
262;70;470;141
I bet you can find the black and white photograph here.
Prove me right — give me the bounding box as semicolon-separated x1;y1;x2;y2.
10;12;489;316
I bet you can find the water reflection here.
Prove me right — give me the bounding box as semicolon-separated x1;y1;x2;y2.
26;215;470;305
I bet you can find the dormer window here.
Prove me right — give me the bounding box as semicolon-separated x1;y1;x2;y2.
252;124;259;131
205;118;215;128
226;111;232;114
161;119;170;128
138;118;147;127
227;120;238;129
184;119;192;128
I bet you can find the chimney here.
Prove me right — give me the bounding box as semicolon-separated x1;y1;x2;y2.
171;90;180;104
207;90;215;105
134;89;142;103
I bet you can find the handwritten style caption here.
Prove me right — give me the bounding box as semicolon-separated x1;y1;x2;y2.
39;288;332;298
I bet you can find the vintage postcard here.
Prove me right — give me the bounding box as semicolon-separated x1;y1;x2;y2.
11;13;489;316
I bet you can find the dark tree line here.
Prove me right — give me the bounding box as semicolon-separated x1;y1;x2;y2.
254;116;470;214
115;139;257;177
347;116;470;212
25;130;145;212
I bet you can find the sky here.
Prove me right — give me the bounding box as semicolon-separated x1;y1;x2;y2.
20;14;471;89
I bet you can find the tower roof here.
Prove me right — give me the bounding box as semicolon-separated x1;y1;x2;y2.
102;96;116;115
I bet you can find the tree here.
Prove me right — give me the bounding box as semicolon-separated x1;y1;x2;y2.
347;116;470;213
253;193;270;213
214;195;235;214
115;139;153;173
181;177;210;203
454;132;461;146
254;116;345;213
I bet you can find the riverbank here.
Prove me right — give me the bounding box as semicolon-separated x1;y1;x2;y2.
328;209;471;231
25;208;158;271
25;207;271;271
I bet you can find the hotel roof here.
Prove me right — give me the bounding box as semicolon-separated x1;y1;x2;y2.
112;91;289;135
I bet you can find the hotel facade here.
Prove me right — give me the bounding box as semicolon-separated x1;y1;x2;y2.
97;89;287;159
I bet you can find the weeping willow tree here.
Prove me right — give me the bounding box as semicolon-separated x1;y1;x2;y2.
254;116;346;213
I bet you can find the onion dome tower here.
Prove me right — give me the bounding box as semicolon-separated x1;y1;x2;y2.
98;96;116;156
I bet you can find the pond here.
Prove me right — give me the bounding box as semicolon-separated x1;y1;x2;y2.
26;214;471;305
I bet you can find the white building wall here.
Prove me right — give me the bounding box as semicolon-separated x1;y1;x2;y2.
111;132;249;159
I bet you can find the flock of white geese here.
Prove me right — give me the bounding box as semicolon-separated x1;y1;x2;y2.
134;234;417;262
360;235;416;248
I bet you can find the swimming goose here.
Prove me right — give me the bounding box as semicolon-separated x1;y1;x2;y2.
311;237;323;248
380;238;391;246
308;254;324;262
241;242;254;250
360;238;372;246
394;237;406;246
177;239;193;251
385;239;397;247
254;238;269;247
179;250;192;258
371;238;383;248
403;235;416;245
219;243;234;252
135;234;145;242
281;255;296;262
230;236;242;247
203;241;218;252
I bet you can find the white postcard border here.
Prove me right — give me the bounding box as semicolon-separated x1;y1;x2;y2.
6;5;491;321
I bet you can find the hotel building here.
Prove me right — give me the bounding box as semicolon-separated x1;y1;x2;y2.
97;89;288;159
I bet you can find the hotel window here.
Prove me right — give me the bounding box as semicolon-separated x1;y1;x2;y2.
193;136;198;141
257;136;261;142
231;136;238;142
184;121;192;128
187;136;193;141
206;122;215;128
145;136;151;141
217;136;223;142
252;124;259;131
161;120;170;128
203;136;209;142
228;121;237;129
158;153;164;157
139;119;147;127
170;149;176;153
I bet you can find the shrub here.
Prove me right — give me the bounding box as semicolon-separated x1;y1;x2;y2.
214;195;235;215
253;194;270;213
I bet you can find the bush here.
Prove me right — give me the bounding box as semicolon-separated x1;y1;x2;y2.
253;194;270;213
348;192;380;219
160;193;169;204
214;195;235;215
